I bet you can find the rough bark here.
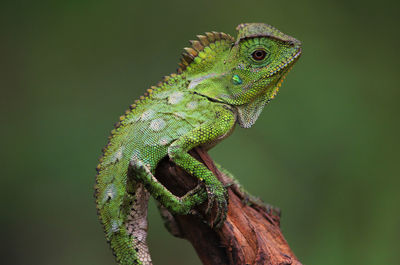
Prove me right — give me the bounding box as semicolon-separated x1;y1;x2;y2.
155;147;302;265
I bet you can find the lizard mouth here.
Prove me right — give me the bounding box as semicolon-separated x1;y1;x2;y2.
268;48;302;78
266;48;302;99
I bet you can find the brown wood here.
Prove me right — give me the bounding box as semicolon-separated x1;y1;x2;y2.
155;147;302;265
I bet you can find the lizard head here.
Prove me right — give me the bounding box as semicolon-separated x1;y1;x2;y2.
182;23;302;128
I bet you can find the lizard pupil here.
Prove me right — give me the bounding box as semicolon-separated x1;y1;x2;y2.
252;50;267;61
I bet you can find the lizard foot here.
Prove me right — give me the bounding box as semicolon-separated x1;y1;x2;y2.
204;182;228;229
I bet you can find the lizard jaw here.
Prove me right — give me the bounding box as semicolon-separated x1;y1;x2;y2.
267;48;302;78
267;48;302;100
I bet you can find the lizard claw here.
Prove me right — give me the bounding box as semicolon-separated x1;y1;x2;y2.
204;183;228;228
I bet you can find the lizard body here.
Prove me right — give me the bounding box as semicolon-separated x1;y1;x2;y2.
95;23;301;265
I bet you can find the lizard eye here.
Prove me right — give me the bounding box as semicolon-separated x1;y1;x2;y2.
251;49;267;61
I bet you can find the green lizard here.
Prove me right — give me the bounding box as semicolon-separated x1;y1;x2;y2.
95;23;301;265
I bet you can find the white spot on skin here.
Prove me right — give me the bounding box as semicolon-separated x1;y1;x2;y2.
159;136;171;146
126;109;155;123
140;109;155;121
114;146;124;161
188;73;218;89
102;184;116;205
168;92;184;104
186;101;198;109
149;118;166;131
106;146;124;164
111;220;120;233
173;112;186;119
152;91;170;99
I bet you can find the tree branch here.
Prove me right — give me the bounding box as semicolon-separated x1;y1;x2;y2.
155;147;302;265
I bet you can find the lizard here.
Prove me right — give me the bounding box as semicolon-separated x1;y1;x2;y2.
95;23;302;265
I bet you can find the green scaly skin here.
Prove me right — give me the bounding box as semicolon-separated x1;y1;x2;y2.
95;23;301;265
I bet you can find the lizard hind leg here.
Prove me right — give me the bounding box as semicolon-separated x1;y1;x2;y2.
96;160;153;265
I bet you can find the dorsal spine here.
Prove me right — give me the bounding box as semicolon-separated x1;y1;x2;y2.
97;31;235;168
177;31;234;73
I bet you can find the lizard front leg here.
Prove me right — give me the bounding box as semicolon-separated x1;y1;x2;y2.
158;161;280;240
168;106;236;228
129;159;206;215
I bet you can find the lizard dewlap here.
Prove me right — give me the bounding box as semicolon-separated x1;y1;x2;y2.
95;23;301;265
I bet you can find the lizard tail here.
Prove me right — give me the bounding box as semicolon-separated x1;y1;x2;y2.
95;155;153;265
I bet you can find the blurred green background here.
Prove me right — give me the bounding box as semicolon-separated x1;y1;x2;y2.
2;0;399;264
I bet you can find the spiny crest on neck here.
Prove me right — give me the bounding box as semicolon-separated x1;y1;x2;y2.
177;31;234;74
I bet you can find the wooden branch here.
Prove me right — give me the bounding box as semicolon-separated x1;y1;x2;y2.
155;147;302;265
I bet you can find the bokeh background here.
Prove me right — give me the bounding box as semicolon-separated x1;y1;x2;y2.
2;0;399;264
